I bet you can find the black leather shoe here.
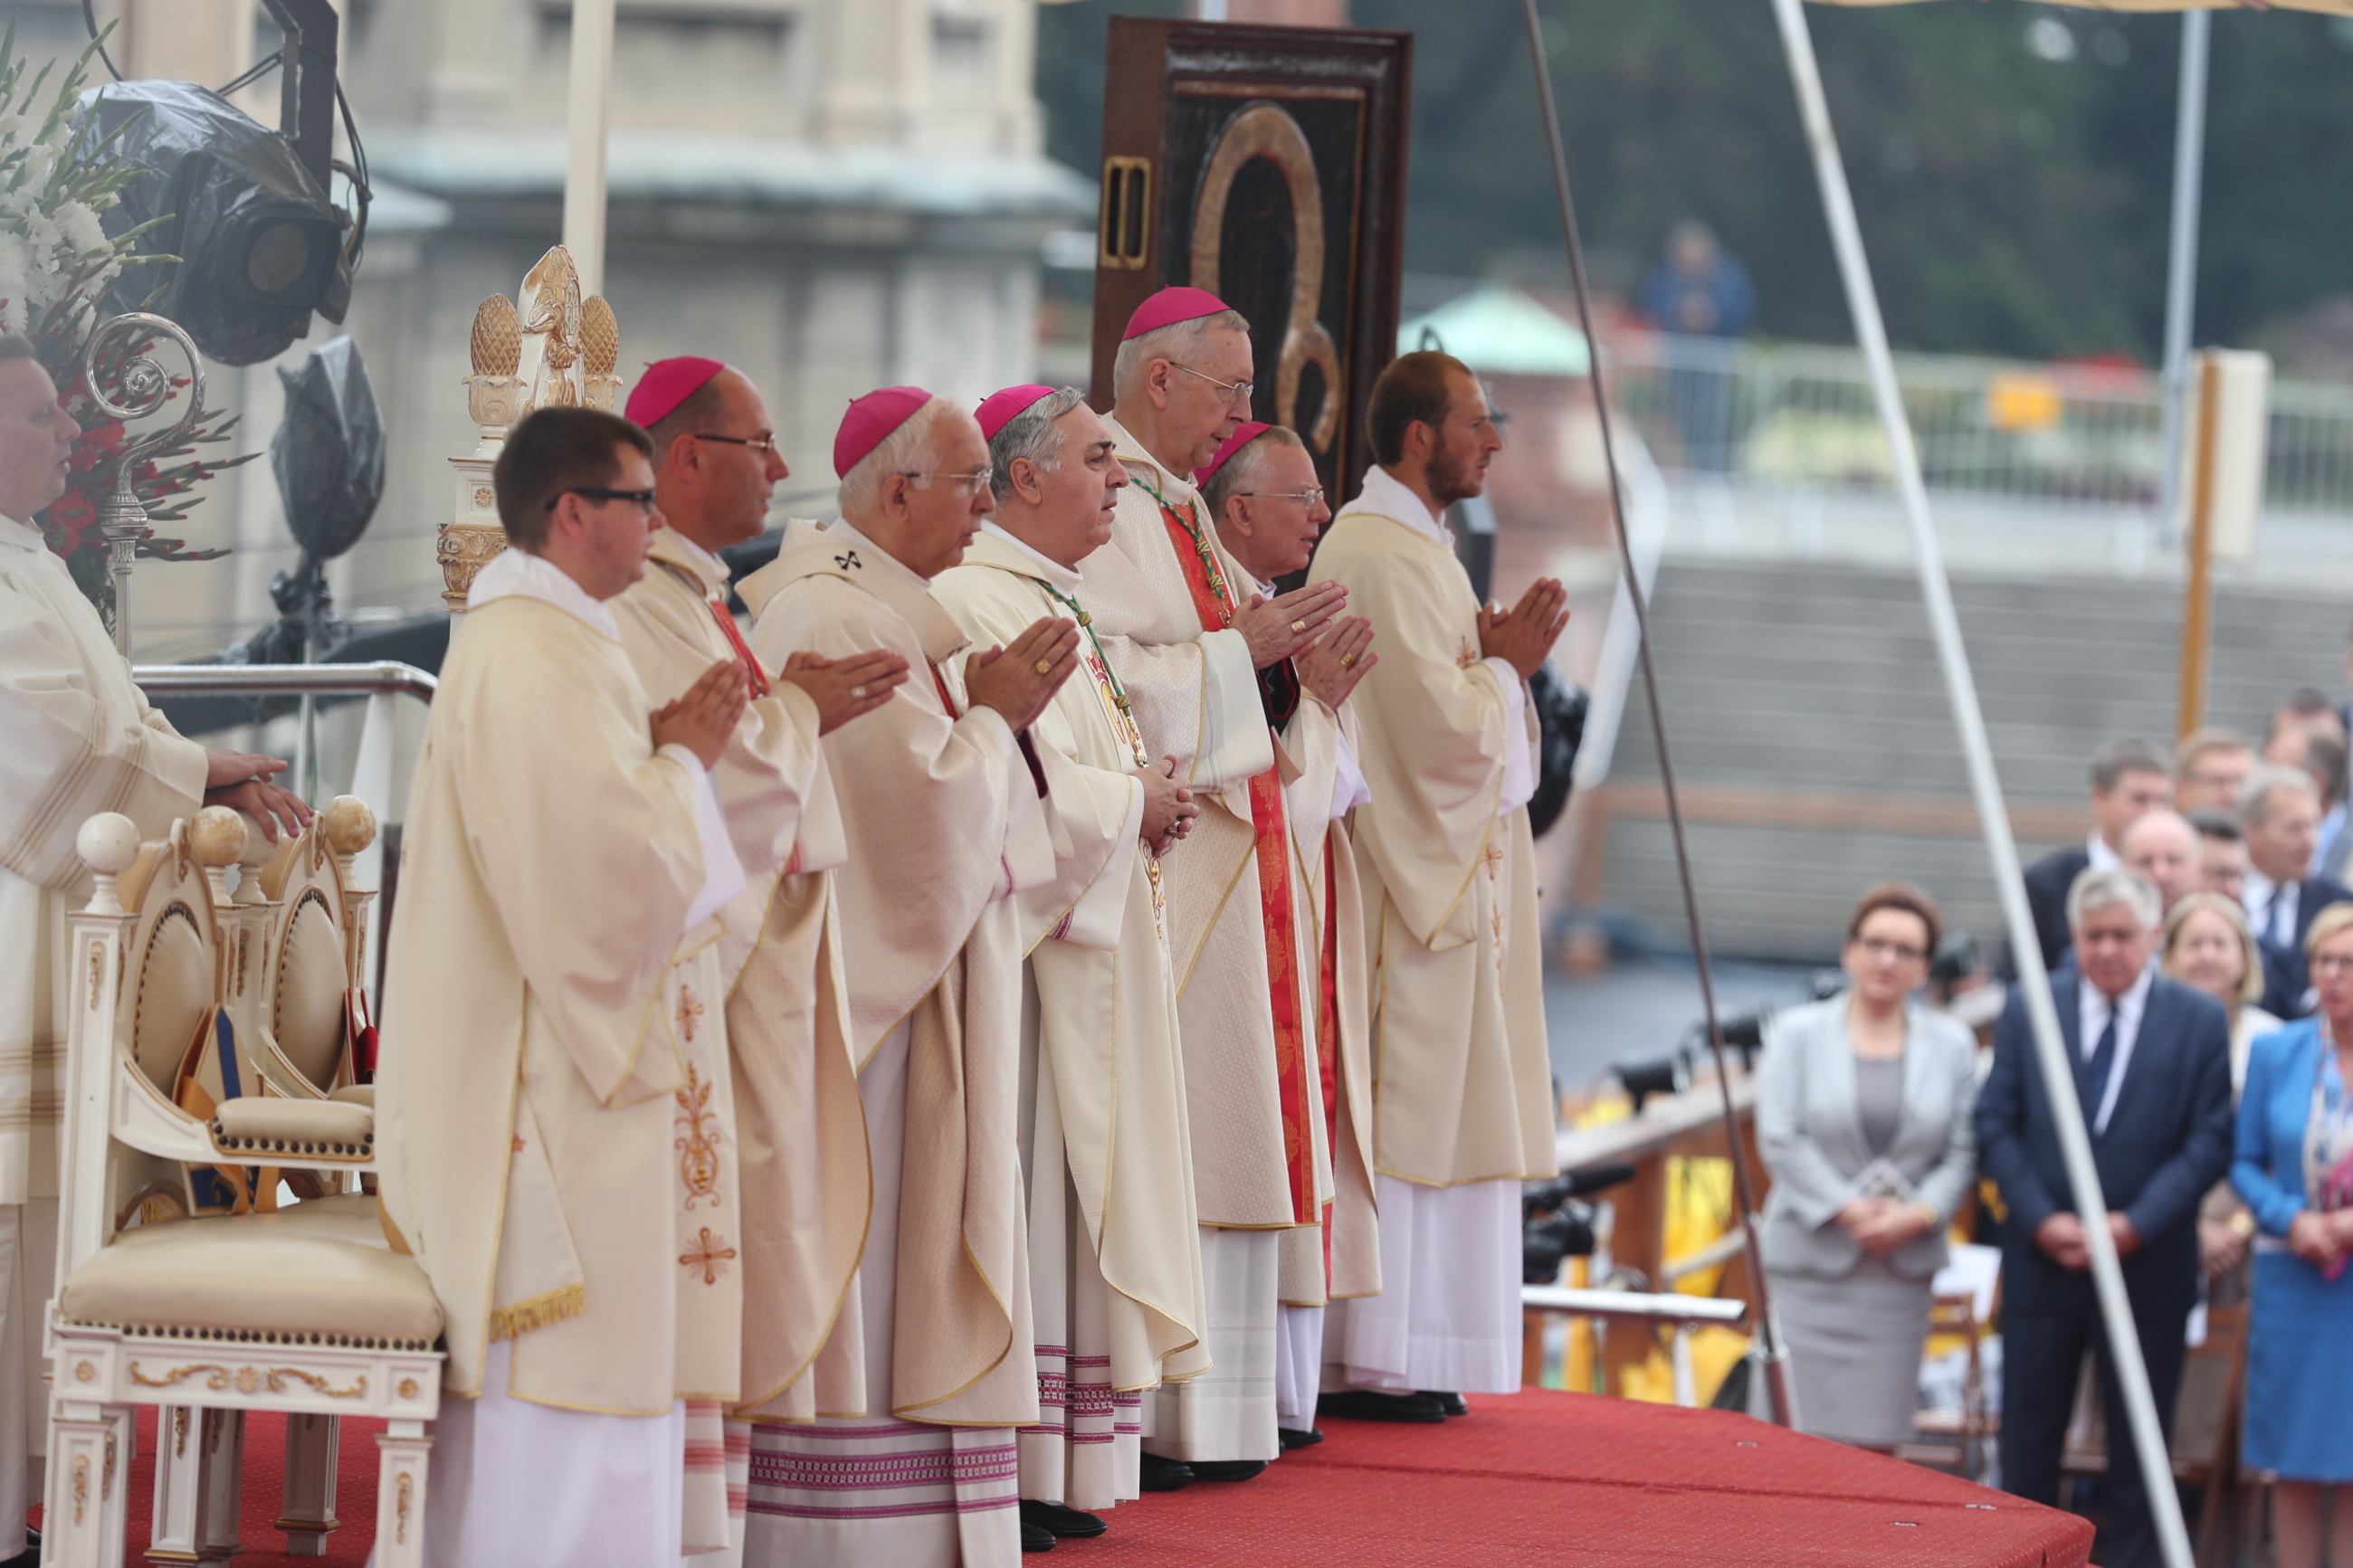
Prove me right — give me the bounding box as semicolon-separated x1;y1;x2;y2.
1138;1451;1195;1491
1022;1499;1109;1539
1278;1425;1324;1449
1319;1389;1446;1423
1418;1390;1470;1417
1189;1459;1270;1482
1021;1518;1058;1552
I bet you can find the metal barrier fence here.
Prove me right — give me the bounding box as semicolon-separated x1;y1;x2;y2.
1607;331;2353;515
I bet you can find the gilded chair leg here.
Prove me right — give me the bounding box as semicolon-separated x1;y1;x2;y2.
276;1411;340;1556
144;1405;205;1566
45;1403;107;1567
98;1405;135;1568
374;1421;432;1568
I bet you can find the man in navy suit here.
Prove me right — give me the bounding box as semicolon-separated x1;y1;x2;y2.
2016;738;2172;975
2239;765;2353;1017
1977;867;2234;1568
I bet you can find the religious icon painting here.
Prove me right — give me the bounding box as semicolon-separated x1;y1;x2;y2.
1090;18;1413;509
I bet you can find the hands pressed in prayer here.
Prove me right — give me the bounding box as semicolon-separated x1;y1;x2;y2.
1232;580;1346;670
1135;755;1199;857
1477;577;1571;681
1295;614;1377;710
202;747;312;841
780;648;911;735
965;615;1079;733
653;659;751;769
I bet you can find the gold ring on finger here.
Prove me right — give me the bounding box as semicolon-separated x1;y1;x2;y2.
1290;619;1308;634
851;685;866;698
1034;658;1053;676
1340;654;1354;668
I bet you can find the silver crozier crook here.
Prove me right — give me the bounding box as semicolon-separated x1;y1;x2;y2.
80;311;206;657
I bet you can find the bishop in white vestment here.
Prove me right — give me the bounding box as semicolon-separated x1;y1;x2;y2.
1081;288;1360;1479
1199;422;1385;1442
608;358;909;1558
378;407;749;1566
1310;354;1567;1407
733;387;1077;1568
936;385;1211;1535
0;340;308;1562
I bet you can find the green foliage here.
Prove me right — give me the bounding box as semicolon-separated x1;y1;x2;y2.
1033;1;2353;364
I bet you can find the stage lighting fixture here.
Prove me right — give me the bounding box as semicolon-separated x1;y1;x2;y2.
1613;1053;1690;1116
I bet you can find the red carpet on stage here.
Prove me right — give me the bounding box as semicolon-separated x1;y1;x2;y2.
1100;1391;2090;1568
65;1389;2086;1567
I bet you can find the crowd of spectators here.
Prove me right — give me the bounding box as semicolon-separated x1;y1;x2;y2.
1752;689;2353;1568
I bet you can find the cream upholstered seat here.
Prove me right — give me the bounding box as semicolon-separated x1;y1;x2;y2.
57;1212;441;1351
46;809;441;1568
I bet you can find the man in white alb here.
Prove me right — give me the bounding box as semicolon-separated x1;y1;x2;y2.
1310;351;1567;1421
0;334;307;1565
734;386;1076;1566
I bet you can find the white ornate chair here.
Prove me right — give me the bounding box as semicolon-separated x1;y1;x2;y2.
45;807;440;1568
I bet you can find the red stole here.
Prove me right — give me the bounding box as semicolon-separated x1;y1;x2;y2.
706;597;772;698
1158;501;1316;1226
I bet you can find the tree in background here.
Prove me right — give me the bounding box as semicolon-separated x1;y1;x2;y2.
1034;0;2353;367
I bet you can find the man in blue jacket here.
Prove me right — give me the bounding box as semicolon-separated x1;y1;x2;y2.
1977;866;2234;1568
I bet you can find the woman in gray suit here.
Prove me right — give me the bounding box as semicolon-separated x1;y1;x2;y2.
1757;881;1980;1449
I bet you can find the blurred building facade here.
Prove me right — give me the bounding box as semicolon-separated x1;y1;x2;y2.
71;0;1085;659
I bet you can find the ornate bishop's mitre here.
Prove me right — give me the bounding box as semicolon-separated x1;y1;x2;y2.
438;245;629;611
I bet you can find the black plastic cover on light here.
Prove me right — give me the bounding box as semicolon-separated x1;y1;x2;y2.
77;79;349;366
271;335;382;562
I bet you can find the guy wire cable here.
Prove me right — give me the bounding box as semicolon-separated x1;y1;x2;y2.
1517;0;1794;1427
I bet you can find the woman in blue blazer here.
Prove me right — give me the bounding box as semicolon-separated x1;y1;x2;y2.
2234;903;2353;1568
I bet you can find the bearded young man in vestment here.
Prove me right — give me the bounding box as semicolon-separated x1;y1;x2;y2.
733;387;1079;1566
609;358;910;1559
0;336;309;1566
932;385;1210;1545
1081;286;1353;1488
1309;351;1567;1422
377;406;751;1566
1200;423;1382;1449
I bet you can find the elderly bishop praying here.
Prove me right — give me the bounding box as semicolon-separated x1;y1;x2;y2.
376;406;752;1567
733;387;1078;1568
606;357;910;1558
1082;286;1349;1486
932;385;1212;1544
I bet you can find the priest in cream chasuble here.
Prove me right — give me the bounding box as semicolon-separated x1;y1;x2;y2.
607;359;910;1554
377;408;750;1566
1200;421;1385;1443
1309;353;1568;1407
1083;289;1354;1476
0;341;310;1559
733;388;1079;1568
936;385;1210;1529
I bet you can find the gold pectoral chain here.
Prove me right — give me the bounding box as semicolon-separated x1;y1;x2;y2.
1131;474;1238;622
1031;578;1150;768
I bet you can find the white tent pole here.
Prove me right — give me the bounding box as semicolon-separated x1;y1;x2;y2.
562;0;617;297
2156;8;2212;548
1764;1;2192;1561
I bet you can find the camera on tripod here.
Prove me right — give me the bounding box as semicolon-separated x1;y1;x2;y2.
1521;1163;1635;1285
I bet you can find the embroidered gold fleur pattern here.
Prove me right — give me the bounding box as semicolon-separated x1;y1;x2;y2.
681;1226;737;1285
674;1061;722;1210
673;983;704;1044
1457;637;1479;670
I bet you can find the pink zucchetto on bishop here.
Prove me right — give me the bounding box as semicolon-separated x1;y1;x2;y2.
833;385;936;478
624;356;725;429
1194;421;1273;490
975;385;1058;442
1122;285;1235;340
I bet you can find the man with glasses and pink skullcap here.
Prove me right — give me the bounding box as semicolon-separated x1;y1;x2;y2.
731;386;1078;1567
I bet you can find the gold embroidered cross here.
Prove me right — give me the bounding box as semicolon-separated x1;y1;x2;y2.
674;985;704;1044
680;1227;737;1286
1481;842;1506;877
1456;637;1479;670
